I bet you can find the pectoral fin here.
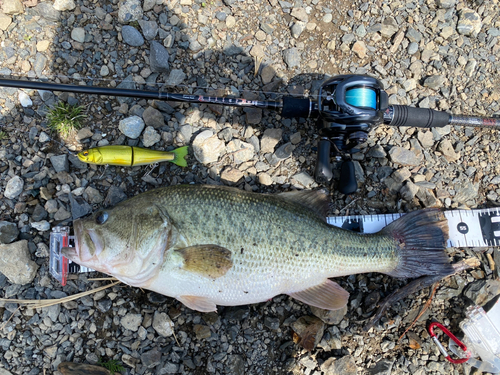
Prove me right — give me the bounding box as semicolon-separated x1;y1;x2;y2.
288;279;349;310
175;245;233;279
177;295;217;312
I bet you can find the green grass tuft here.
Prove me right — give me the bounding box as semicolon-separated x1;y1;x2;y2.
46;101;86;138
0;131;7;141
98;358;125;375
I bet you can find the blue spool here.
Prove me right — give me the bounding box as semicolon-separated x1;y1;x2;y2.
345;87;377;109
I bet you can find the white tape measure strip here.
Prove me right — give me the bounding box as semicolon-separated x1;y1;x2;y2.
327;208;500;248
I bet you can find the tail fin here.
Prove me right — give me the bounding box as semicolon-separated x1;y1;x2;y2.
382;209;454;278
171;146;189;167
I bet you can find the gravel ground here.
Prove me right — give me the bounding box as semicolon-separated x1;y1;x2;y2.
1;0;500;374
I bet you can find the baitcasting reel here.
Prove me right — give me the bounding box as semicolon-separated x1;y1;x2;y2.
314;75;388;195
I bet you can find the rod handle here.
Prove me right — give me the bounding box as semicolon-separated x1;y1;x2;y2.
390;105;450;128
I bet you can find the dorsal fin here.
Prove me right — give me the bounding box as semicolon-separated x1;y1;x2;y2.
278;189;330;221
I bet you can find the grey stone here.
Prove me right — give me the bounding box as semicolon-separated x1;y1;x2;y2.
368;359;395;375
152;311;174;337
69;193;92;220
31;220;50;231
367;145;386;158
138;20;158;40
31;205;48;222
165;69;186;86
274;142;295;161
142;106;165;128
4;176;24;199
121;25;145;47
39;132;51;143
283;48;301;68
407;42;418;55
192;130;225;164
142;126;161;147
244;108;262;125
119;116;145;139
291;21;306;39
424;75;445;90
321;355;357;375
406;27;422;43
179;125;193;141
311;305;347;325
226;139;254;164
457;8;482;37
142;347;162;368
34;53;48;77
400;181;419;201
0;222;19;244
0;240;38;284
150;41;170;73
416;188;440;208
454;182;479;204
35;2;60;21
118;0;143;24
50;154;69;173
291;172;314;188
437;0;456;8
380;17;398;38
121;313;143;332
84;186;104;204
388;147;420;166
71;27;85;43
104;186;127;207
291;7;308;22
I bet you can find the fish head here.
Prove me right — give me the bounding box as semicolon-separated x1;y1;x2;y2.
63;197;175;287
77;148;103;164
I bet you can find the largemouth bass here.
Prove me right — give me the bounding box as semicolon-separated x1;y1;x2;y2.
63;185;452;312
77;145;188;167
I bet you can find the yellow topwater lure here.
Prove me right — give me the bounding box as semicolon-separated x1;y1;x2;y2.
77;145;188;167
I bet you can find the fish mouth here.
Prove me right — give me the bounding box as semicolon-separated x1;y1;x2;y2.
70;219;104;262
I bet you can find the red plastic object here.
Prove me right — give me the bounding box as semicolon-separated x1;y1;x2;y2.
428;322;471;364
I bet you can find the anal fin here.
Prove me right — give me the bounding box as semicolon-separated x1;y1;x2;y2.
288;279;349;311
177;295;217;313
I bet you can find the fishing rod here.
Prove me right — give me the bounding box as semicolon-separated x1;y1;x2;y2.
1;75;499;194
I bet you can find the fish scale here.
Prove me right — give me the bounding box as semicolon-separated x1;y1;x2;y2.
65;185;452;312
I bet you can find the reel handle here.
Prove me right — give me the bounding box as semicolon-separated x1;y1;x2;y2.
314;138;333;184
338;160;357;195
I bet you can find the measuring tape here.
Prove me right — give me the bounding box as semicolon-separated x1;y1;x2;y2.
50;208;500;285
327;207;500;248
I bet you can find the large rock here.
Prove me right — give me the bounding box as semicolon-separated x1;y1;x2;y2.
192;130;225;164
152;311;174;337
457;8;482;37
53;0;76;11
0;221;19;244
150;41;170;73
0;14;13;31
2;0;24;14
121;25;145;47
4;175;24;199
0;240;38;284
119;116;145;139
142;106;165;128
118;0;143;23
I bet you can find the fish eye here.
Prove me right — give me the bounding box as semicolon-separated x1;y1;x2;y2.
83;151;89;156
95;211;108;225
